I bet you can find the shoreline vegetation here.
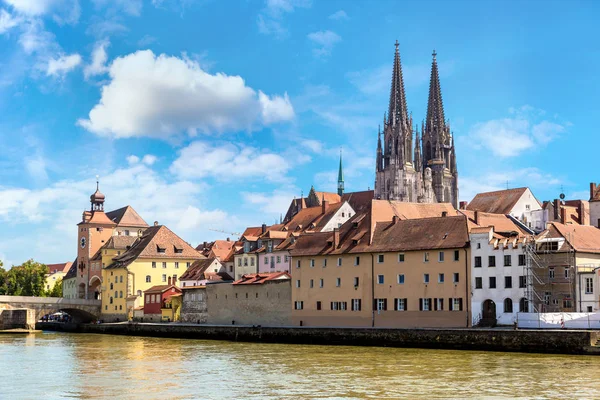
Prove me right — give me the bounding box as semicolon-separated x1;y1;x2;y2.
36;322;600;356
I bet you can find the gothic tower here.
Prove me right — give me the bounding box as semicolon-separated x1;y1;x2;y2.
337;149;344;196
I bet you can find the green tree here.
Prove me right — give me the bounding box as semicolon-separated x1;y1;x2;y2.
0;260;7;295
5;260;48;296
47;278;63;297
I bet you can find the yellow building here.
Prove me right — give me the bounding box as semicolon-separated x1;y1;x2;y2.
100;224;203;321
45;262;72;293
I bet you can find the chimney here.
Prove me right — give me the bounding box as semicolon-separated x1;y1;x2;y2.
154;221;159;226
168;276;172;285
553;199;560;220
591;183;597;200
474;210;479;225
333;228;340;248
392;215;399;224
442;211;448;217
561;206;568;224
261;223;267;234
459;201;467;210
322;199;329;214
226;237;230;242
203;241;208;250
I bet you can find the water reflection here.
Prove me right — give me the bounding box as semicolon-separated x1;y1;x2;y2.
1;332;600;399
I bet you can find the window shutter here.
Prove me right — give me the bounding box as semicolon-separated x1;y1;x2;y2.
440;298;444;311
459;298;463;311
428;298;432;311
383;299;388;311
394;299;398;311
404;298;407;311
449;298;453;311
419;298;423;311
358;299;361;311
373;299;377;310
434;298;438;311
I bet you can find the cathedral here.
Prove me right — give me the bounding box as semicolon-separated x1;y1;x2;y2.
374;42;459;208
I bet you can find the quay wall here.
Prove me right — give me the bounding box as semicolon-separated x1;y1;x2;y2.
38;322;600;355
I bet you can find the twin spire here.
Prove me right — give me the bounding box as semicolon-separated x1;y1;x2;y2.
387;40;409;128
425;49;446;134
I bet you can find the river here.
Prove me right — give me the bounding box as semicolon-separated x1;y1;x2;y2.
1;332;600;399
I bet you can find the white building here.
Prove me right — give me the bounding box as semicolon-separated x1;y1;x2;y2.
467;213;534;326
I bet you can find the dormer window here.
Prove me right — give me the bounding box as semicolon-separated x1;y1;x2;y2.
157;245;166;253
174;246;183;254
244;242;250;253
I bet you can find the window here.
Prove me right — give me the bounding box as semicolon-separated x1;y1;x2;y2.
353;277;359;287
505;276;512;289
474;256;482;268
319;279;324;288
549;268;555;279
119;291;123;298
294;301;304;310
434;298;444;311
162;262;167;269
264;257;268;264
586;277;594;294
376;298;387;311
145;275;151;283
420;298;431;311
277;256;281;263
120;276;123;283
337;258;342;267
438;252;444;262
519;275;526;288
162;274;167;282
397;274;405;284
285;255;289;263
244;258;248;266
110;283;113;290
316;301;322;310
355;256;360;266
504;298;513;313
377;275;385;284
250;258;255;266
310;279;314;288
489;277;496;289
296;260;301;269
504;255;511;267
377;254;384;263
175;262;179;269
237;259;242;267
296;280;300;288
110;297;113;304
152;262;156;268
323;259;327;267
477;242;481;249
454;250;460;261
519;297;529;312
423;273;430;284
475;277;482;289
518;254;526;266
398;253;405;263
395;298;407;311
114;291;118;298
450;298;463;311
438;273;444;283
351;299;362;311
488;256;496;267
563;298;572;309
336;278;341;287
310;259;315;267
453;273;459;283
564;268;570;279
424;252;430;262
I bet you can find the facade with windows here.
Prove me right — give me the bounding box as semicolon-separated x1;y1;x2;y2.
290;212;471;328
469;224;532;326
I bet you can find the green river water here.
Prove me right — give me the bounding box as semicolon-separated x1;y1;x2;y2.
1;331;600;399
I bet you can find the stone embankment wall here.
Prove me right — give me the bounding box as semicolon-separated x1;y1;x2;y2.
40;322;600;355
1;309;36;330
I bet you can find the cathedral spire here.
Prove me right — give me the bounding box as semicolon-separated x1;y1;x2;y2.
414;125;421;172
376;125;383;172
425;49;446;137
337;148;344;196
387;40;409;128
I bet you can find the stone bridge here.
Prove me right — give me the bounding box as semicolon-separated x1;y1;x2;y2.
0;296;101;328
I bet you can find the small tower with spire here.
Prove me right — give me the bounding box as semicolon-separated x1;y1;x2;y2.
337;148;345;196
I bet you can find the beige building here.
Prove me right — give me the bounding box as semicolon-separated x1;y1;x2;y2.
290;200;470;328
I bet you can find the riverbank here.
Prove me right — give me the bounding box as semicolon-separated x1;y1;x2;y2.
37;322;600;355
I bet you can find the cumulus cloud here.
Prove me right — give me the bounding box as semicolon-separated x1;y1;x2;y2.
170;141;291;182
307;30;341;57
4;0;80;24
328;10;348;20
126;155;140;165
78;50;294;139
46;52;81;77
141;154;157;165
467;107;567;158
0;8;21;33
83;39;109;79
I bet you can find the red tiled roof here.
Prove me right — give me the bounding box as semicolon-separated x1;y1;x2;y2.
341;190;374;212
47;262;73;274
106;205;149;228
466;187;532;214
144;284;180;293
548;222;600;252
460;210;530;236
232;272;291;285
79;210;117;226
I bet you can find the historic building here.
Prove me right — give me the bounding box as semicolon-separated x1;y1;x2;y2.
375;43;458;208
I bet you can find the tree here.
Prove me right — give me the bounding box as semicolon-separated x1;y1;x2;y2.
47;278;63;297
0;260;7;295
5;260;48;296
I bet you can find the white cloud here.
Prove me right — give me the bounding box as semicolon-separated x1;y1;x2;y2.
242;188;299;217
18;19;55;54
4;0;80;24
126;155;140;165
170;141;291;182
467;107;567;158
78;50;295;139
300;139;323;153
307;30;341;57
83;39;109;79
328;10;348;20
0;8;21;33
91;0;142;17
46;52;81;77
257;0;311;38
141;154;157;165
24;154;48;181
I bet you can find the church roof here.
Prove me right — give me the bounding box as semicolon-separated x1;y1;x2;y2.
106;206;149;228
466;187;530;215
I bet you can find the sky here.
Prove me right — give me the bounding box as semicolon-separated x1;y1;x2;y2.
0;0;598;267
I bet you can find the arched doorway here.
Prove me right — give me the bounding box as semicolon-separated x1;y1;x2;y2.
519;297;529;313
89;276;102;300
481;299;497;326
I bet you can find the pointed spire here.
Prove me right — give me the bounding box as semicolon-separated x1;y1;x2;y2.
414;125;421;172
337;148;344;196
425;49;446;138
376;125;383;172
387;40;409;128
450;135;457;174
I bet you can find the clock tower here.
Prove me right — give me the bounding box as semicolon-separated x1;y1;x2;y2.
76;179;116;299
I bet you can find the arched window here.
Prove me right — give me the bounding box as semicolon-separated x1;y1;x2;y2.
110;283;113;290
519;297;528;313
504;298;513;313
109;297;113;304
146;275;151;283
114;291;118;298
119;291;123;298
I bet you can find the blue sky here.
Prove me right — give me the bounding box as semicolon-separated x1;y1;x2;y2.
0;0;598;266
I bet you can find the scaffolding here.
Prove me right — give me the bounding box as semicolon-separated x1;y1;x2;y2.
524;235;575;313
